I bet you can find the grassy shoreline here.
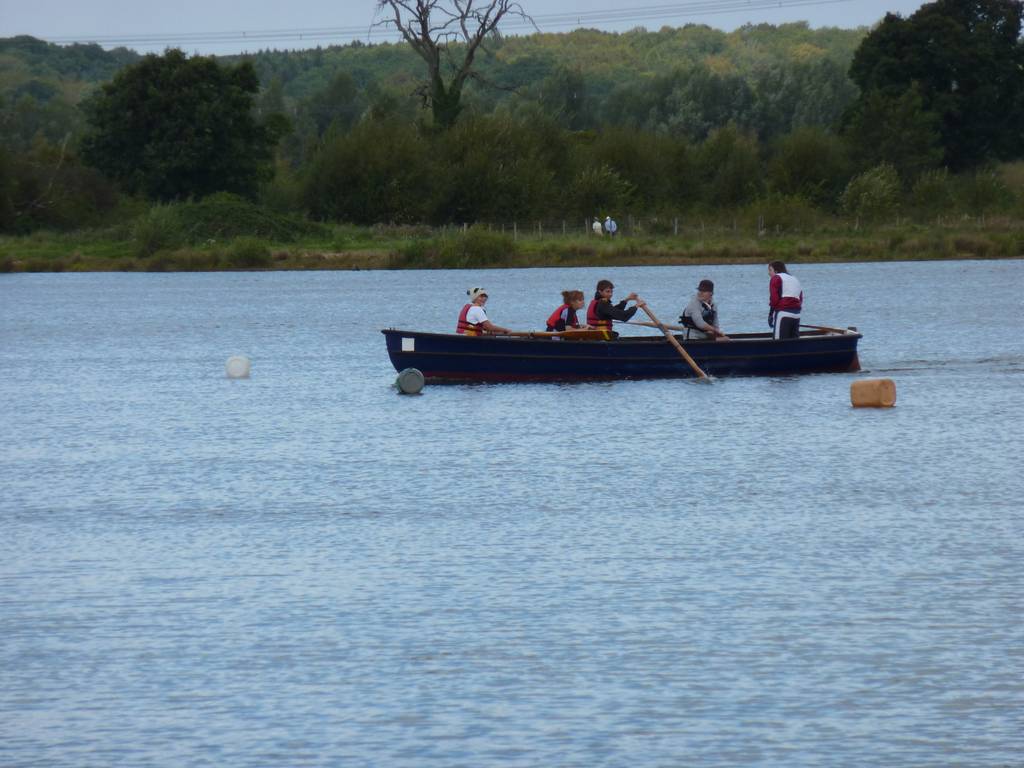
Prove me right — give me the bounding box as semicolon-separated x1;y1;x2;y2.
3;221;1023;273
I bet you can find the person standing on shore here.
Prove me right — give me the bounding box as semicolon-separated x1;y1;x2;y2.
767;261;803;339
456;287;511;336
605;216;618;236
680;279;728;340
592;217;603;236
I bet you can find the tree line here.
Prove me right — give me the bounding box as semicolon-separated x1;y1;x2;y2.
1;0;1023;236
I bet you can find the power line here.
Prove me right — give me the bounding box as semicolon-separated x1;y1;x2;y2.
41;0;853;50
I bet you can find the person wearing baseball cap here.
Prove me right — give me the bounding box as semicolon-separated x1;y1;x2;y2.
679;279;728;340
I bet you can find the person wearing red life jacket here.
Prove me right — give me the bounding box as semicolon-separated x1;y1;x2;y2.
456;287;511;336
767;261;803;340
546;290;587;332
586;279;643;339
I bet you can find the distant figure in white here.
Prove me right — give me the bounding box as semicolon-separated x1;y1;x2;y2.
592;217;603;236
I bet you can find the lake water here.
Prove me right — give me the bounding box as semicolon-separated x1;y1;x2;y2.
2;260;1022;767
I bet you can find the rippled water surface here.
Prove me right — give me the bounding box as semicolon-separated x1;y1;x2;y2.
2;261;1022;766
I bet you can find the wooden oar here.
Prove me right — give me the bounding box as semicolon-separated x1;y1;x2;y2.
638;303;708;379
800;323;855;335
621;319;689;332
504;329;608;340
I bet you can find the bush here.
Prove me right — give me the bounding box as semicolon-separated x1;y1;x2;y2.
226;237;272;268
130;195;321;257
133;204;183;257
744;194;822;232
393;226;516;268
909;169;955;217
954;170;1012;215
174;193;323;242
840;163;901;221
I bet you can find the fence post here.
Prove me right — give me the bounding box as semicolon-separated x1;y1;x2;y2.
513;222;518;241
674;217;678;236
562;220;566;236
537;221;541;238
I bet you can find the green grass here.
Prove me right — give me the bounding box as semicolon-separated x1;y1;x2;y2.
3;217;1023;273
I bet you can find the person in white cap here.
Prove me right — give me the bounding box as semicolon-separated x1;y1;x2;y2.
456;287;511;336
605;215;618;236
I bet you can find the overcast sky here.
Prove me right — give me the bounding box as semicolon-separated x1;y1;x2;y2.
3;0;930;55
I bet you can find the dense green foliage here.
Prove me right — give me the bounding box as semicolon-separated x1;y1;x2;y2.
847;0;1024;171
79;50;280;200
2;5;1024;242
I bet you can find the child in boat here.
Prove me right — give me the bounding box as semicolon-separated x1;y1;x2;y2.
586;279;644;338
545;290;587;332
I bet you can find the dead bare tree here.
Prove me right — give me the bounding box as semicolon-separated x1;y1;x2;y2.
375;0;534;128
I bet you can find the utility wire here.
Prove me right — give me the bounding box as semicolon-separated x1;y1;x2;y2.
42;0;853;49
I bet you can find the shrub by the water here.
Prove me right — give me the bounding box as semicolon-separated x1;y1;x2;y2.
840;164;901;222
226;237;272;269
132;204;183;257
130;194;323;258
173;193;324;243
394;226;517;268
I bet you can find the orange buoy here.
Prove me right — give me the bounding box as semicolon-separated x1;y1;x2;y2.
850;378;896;408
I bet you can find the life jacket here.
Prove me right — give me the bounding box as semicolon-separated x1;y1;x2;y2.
587;298;612;332
456;303;483;336
771;273;803;313
546;304;579;332
681;300;717;330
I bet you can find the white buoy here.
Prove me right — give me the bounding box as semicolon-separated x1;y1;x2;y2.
395;368;425;394
226;355;251;379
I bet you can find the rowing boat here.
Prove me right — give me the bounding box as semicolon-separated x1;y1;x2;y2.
382;326;861;382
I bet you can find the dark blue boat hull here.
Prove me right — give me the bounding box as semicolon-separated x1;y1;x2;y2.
383;328;861;382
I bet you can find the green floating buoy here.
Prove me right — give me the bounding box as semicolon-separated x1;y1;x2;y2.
395;368;425;395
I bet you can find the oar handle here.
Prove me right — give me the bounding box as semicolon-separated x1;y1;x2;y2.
504;329;604;339
800;324;856;335
620;319;689;332
639;303;708;379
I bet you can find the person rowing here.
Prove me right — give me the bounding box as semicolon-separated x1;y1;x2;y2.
586;279;644;339
456;287;511;336
680;279;728;340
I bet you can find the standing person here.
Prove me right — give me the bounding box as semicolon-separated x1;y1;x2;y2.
546;290;587;332
605;216;618;237
767;261;803;340
592;217;603;236
456;287;511;336
586;279;644;339
680;279;728;340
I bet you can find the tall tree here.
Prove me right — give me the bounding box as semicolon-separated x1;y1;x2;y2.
848;0;1024;170
375;0;533;128
80;49;280;201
